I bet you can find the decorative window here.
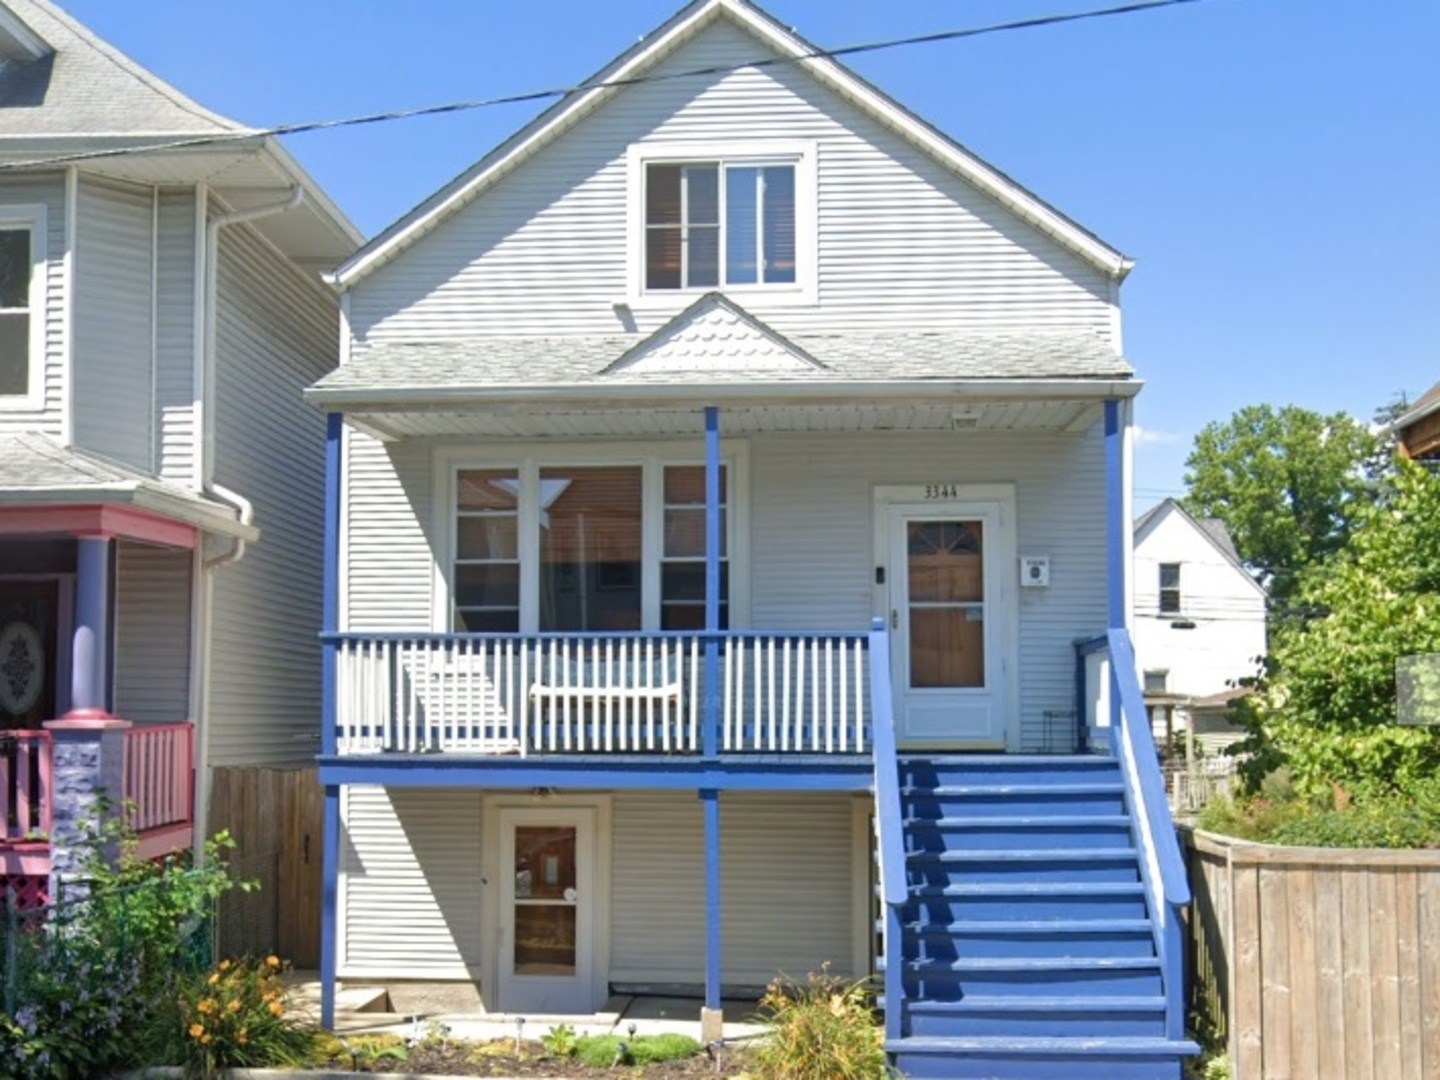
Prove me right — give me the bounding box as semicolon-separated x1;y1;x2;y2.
1158;563;1181;615
451;457;736;633
0;207;43;407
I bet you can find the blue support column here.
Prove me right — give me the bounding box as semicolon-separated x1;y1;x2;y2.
700;787;722;1032
1104;399;1125;629
319;412;342;1028
703;405;720;761
68;536;112;718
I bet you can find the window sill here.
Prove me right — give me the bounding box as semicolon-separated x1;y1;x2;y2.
618;285;816;314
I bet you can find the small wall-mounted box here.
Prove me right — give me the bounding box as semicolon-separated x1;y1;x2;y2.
1019;556;1051;588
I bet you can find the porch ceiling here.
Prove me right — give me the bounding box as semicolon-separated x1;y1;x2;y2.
346;399;1106;440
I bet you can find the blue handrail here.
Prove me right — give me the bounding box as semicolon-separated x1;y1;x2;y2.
867;617;906;1042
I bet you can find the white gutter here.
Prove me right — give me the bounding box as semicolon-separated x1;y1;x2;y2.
306;376;1144;411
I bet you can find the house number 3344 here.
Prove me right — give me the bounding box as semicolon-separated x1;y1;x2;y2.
924;485;958;499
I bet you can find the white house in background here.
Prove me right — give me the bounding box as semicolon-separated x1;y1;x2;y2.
0;0;358;908
1132;498;1266;702
307;0;1197;1074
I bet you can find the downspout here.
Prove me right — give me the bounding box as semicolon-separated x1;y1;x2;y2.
190;184;304;858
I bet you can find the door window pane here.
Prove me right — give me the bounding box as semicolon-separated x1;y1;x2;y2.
907;520;984;688
539;466;642;631
513;826;577;976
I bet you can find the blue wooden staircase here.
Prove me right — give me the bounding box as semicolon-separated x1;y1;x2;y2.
880;753;1198;1079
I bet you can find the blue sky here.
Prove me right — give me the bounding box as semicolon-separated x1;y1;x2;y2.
62;0;1439;505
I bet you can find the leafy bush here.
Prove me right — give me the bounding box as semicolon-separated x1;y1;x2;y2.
177;955;317;1076
572;1032;700;1067
1233;463;1440;804
752;967;890;1080
1198;788;1440;849
541;1022;580;1057
0;820;249;1079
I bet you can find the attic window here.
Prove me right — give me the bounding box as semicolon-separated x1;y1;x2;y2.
645;161;797;290
1158;563;1181;615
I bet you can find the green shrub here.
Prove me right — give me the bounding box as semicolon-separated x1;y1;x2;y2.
1198;790;1440;849
572;1032;701;1067
752;967;890;1079
541;1022;580;1057
177;955;317;1076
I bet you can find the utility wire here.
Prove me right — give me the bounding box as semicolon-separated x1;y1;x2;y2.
0;0;1210;174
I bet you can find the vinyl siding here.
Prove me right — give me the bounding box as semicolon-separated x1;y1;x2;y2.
154;189;198;485
340;785;483;978
348;20;1112;344
206;224;337;766
71;176;155;470
338;787;856;987
342;427;1106;752
611;790;857;987
113;540;192;722
0;173;66;437
342;429;434;630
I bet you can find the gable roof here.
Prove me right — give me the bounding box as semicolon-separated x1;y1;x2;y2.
0;0;246;136
329;0;1132;290
1134;497;1264;597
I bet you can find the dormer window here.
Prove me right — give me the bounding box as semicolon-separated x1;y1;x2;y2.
629;143;814;302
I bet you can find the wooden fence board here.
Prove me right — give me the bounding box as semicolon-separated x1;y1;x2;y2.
1184;830;1440;1080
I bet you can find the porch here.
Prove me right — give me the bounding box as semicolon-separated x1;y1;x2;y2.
0;721;196;905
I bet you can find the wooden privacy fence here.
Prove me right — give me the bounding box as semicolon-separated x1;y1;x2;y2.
209;765;323;968
1185;828;1440;1080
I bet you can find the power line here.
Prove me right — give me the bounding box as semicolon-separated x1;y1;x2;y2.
0;0;1211;174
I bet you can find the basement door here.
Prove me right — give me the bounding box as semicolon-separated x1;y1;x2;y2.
497;807;597;1014
884;497;1014;748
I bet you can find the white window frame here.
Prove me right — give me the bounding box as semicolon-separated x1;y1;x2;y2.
1158;562;1182;615
433;441;750;633
626;141;817;308
0;204;47;411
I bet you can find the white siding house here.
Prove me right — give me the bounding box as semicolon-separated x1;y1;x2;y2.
311;1;1195;1074
1132;499;1267;700
0;0;358;903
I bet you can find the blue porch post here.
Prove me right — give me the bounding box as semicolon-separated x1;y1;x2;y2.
700;404;724;1041
703;405;721;760
320;412;342;1030
1104;399;1125;738
700;787;722;1041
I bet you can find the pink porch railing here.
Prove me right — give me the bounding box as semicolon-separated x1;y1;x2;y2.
123;722;195;836
1;730;53;845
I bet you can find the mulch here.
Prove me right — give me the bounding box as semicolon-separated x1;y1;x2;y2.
313;1038;756;1077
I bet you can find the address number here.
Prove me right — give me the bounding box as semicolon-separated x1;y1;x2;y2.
924;485;958;499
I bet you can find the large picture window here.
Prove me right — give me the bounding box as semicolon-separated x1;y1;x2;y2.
645;161;796;290
452;458;736;633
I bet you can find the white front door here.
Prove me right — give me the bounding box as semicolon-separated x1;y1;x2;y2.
885;499;1013;747
497;807;596;1014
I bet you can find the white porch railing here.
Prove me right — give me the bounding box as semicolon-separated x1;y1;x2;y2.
329;631;871;757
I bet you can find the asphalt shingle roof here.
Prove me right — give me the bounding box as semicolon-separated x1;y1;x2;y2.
0;0;247;136
316;329;1132;397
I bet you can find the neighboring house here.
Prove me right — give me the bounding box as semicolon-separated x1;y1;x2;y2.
309;1;1195;1074
1132;499;1267;708
1393;380;1440;462
0;0;358;906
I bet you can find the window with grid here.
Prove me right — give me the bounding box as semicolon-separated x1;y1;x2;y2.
661;465;728;630
1158;563;1181;615
645;161;796;290
0;227;33;399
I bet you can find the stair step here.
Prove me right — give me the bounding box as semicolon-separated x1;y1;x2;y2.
903;782;1128;816
908;814;1132;829
905;995;1168;1038
898;917;1156;959
907;847;1138;863
907;847;1141;885
904;955;1164;997
898;754;1116;766
903;783;1125;796
904;918;1154;934
889;1035;1198;1080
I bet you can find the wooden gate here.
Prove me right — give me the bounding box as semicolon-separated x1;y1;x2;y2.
209;766;322;967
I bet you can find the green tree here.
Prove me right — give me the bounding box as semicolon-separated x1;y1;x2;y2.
1238;461;1440;799
1183;404;1378;601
